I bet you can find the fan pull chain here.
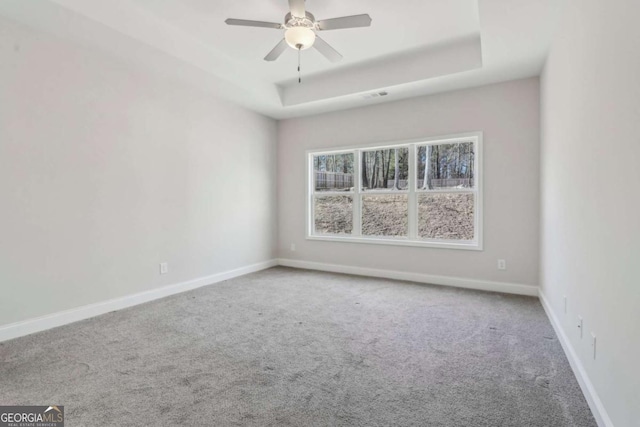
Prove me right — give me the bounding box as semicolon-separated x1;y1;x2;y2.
298;45;302;84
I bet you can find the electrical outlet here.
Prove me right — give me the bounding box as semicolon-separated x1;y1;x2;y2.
497;259;507;270
290;243;296;252
591;333;597;359
160;262;168;275
563;296;567;314
577;316;583;338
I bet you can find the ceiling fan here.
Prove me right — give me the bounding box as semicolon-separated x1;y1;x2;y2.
225;0;372;65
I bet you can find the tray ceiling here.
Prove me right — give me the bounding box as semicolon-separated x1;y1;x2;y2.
0;0;565;119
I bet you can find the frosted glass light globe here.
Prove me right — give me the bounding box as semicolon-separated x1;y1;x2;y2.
285;27;316;50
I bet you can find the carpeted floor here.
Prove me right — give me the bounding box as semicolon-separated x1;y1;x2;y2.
0;267;596;426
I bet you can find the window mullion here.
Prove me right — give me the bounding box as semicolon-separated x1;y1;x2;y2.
308;154;314;236
353;149;362;236
408;144;417;239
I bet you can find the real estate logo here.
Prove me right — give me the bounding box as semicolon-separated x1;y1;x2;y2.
0;406;64;427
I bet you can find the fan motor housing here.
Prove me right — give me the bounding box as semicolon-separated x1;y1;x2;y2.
284;12;316;29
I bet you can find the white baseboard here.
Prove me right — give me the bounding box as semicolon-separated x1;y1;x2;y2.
277;258;538;296
0;259;278;343
538;290;613;427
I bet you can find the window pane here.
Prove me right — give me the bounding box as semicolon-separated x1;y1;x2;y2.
313;153;354;192
361;147;409;191
314;196;353;235
417;142;475;190
362;195;408;237
418;193;474;240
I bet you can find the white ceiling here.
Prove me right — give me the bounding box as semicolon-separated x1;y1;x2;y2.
128;0;480;83
0;0;565;119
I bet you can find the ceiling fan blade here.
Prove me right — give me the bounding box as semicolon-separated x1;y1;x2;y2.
225;19;282;29
317;14;372;31
264;39;289;61
313;36;343;63
288;0;306;18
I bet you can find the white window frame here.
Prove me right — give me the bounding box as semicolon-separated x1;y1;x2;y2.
306;132;483;251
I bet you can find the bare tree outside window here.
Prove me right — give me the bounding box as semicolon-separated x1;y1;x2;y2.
417;142;474;190
361;148;408;191
417;142;475;240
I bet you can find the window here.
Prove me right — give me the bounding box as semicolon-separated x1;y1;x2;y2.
307;133;482;250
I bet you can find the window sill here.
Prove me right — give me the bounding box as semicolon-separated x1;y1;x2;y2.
306;235;483;251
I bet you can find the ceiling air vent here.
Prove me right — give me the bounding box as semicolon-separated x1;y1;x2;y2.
362;91;389;100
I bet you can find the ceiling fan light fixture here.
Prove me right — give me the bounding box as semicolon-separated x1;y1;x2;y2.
285;27;316;50
225;2;372;63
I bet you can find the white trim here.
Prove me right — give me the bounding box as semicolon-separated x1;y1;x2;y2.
415;188;476;194
305;235;482;251
312;191;355;197
353;149;362;236
407;145;418;239
278;258;537;296
360;189;410;195
538;291;613;427
475;135;484;249
306;153;313;236
305;131;483;154
0;260;278;343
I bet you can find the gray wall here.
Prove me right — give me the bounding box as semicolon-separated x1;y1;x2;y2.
540;0;640;425
278;78;540;287
0;17;278;327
